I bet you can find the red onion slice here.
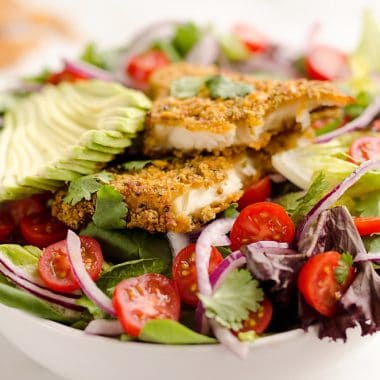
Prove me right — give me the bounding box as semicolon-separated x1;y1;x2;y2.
166;232;190;257
63;60;117;82
66;230;116;317
354;252;380;262
195;218;236;297
0;263;82;310
315;96;380;144
186;33;220;65
297;160;380;243
85;319;124;336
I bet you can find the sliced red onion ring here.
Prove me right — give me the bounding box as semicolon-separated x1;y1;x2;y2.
209;319;249;359
297;160;380;243
166;232;190;257
66;230;116;317
0;263;83;310
315;96;380;144
195;218;236;297
85;319;124;336
186;33;220;65
63;60;117;82
354;252;380;262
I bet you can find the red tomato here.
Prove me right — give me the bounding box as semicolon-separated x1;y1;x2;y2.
172;243;223;307
306;45;349;81
8;197;46;224
38;236;103;293
232;24;268;53
20;213;68;248
230;202;295;251
126;50;169;88
349;136;380;164
113;273;180;337
354;217;380;236
235;298;273;335
238;177;271;211
298;251;355;317
0;210;14;241
47;69;89;85
373;119;380;132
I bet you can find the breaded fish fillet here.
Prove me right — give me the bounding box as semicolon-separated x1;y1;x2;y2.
144;77;352;156
52;153;261;233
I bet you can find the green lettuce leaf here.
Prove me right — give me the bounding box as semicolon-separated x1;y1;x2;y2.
199;269;264;331
172;23;201;56
356;192;380;217
223;203;239;218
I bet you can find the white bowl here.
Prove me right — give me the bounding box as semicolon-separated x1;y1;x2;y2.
0;303;379;380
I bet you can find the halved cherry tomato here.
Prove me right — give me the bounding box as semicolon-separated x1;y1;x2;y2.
235;298;273;335
47;68;89;85
20;213;68;248
38;236;103;293
0;211;14;242
8;197;46;225
306;45;349;81
230;202;295;251
232;24;268;53
354;217;380;236
298;251;355;317
348;136;380;164
238;177;271;211
126;50;170;89
373;119;380;132
172;243;223;307
113;273;180;337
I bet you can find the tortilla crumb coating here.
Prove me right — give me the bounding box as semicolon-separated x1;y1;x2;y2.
51;154;261;233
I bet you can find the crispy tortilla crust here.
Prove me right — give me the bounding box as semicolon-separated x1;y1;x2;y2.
144;74;353;156
51;154;262;233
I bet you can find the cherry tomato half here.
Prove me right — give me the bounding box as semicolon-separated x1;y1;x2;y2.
38;236;103;293
113;273;180;337
8;197;46;225
230;202;295;251
47;68;89;85
0;210;14;242
126;50;170;89
20;213;68;248
306;45;349;81
349;136;380;164
235;298;273;335
172;243;223;307
298;251;355;317
232;24;269;53
238;177;271;211
354;217;380;236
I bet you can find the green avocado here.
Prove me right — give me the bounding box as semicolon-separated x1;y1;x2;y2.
0;80;151;201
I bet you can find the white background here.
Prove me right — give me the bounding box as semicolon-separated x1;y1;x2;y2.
1;0;380;378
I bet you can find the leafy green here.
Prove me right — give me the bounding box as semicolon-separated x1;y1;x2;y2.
119;160;152;171
76;296;106;320
80;43;108;69
219;33;249;61
23;68;52;84
0;283;83;323
223;203;239;218
206;75;253;99
363;235;380;253
92;185;128;229
97;258;166;296
290;172;329;224
216;246;232;258
344;91;373;119
199;269;264;331
170;76;206;98
315;118;342;137
139;319;217;344
80;224;172;266
64;172;112;206
153;40;181;62
356;192;380;217
334;253;354;285
172;23;201;56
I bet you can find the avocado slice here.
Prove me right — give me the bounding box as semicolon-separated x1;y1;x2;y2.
0;80;151;201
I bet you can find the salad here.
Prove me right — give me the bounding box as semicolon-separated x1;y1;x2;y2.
1;10;380;359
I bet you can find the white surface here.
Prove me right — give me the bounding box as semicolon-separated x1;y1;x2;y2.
1;0;380;379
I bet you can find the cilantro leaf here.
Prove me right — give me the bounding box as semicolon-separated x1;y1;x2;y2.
63;172;112;206
291;172;329;224
206;75;253;99
120;160;152;171
92;185;128;229
334;253;354;285
223;203;239;218
198;269;264;331
356;191;380;217
170;76;206;98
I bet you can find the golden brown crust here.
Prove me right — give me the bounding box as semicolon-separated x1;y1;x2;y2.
51;154;260;233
